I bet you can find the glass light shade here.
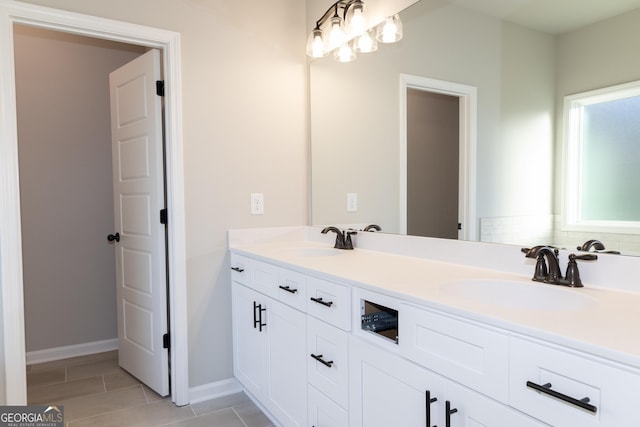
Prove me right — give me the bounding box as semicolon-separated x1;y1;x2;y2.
376;14;403;43
328;15;346;51
306;28;327;58
353;29;377;53
334;43;356;62
345;1;367;37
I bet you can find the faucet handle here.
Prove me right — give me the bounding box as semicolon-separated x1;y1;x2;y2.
344;230;357;250
564;253;598;287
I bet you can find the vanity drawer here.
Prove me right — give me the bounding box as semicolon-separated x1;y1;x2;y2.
230;253;251;285
509;336;640;427
307;316;349;408
306;276;351;331
247;259;278;297
400;304;509;402
308;385;348;427
276;268;307;312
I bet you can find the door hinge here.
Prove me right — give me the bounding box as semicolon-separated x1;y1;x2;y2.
458;222;462;230
163;333;170;349
160;208;168;225
156;80;165;97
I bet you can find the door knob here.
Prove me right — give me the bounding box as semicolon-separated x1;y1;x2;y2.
107;232;120;242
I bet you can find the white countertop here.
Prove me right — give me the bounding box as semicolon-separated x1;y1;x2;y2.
230;236;640;372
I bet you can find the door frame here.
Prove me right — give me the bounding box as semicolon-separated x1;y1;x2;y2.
0;0;189;405
399;74;478;241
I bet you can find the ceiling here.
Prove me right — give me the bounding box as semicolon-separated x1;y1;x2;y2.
450;0;640;34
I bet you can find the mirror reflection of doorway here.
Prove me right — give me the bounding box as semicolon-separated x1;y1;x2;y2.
406;89;460;239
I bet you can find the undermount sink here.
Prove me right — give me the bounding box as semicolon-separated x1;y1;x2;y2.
440;279;597;311
278;246;343;257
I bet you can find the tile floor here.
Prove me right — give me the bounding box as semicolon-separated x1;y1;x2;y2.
26;350;274;427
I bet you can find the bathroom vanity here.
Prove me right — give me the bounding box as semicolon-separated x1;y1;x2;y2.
229;226;640;427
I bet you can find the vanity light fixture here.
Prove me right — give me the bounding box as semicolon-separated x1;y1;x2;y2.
306;0;402;62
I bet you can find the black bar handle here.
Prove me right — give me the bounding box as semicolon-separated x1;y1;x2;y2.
253;302;266;331
426;390;437;427
310;353;334;368
279;285;298;294
258;305;266;332
310;297;333;307
526;381;597;413
253;301;259;329
231;266;244;273
445;400;457;427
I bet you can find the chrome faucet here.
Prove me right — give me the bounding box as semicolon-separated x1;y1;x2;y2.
523;246;597;287
321;226;356;250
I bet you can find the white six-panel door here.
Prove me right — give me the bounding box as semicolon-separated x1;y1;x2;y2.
109;49;169;396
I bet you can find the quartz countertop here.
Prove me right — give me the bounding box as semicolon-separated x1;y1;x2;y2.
230;238;640;372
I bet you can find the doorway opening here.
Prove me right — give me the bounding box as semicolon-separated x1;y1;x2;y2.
399;74;478;241
0;2;188;405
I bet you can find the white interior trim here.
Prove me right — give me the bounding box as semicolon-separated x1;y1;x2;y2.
0;0;189;405
26;339;119;366
399;74;477;240
188;378;243;405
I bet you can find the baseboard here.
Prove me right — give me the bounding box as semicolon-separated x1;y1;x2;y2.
188;378;243;404
26;338;118;365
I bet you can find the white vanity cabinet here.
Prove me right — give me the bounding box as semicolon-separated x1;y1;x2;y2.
509;336;640;427
230;247;640;427
349;336;544;427
231;255;307;427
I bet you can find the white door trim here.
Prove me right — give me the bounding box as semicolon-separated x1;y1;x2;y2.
0;0;189;405
399;74;478;241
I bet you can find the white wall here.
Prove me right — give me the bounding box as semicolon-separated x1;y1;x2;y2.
16;0;308;388
14;25;145;353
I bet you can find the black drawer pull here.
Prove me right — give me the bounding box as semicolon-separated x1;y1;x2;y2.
426;390;437;427
526;381;597;413
445;400;458;427
310;297;333;307
310;353;334;368
253;302;266;332
279;285;298;294
231;267;244;273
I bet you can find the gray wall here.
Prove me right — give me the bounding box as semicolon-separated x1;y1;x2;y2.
14;25;145;352
17;0;309;389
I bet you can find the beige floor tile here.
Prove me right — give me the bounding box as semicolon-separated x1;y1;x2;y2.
67;399;195;427
27;366;66;387
142;384;165;403
191;392;250;416
103;369;140;391
233;401;274;427
66;358;120;382
162;408;245;427
59;385;147;422
28;376;105;405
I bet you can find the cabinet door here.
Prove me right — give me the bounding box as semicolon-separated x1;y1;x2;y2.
349;337;446;427
308;385;349;427
445;381;545;427
266;298;307;427
232;283;268;400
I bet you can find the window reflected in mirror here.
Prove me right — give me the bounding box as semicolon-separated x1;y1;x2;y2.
563;80;640;233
